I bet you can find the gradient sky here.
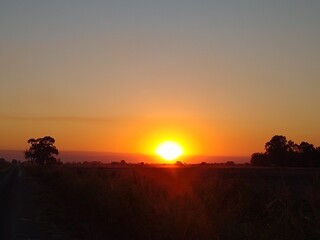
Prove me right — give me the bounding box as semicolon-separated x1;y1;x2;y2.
1;0;319;157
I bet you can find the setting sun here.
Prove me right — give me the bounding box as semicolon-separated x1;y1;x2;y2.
155;141;184;161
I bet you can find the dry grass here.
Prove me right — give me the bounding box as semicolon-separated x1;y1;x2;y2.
26;166;320;240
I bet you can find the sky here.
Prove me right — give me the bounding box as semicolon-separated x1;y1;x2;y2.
0;0;320;158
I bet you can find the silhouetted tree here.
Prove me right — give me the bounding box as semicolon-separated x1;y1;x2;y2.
252;135;320;168
175;161;184;165
265;135;289;166
120;160;127;165
298;142;316;167
226;161;235;166
285;140;300;166
315;147;320;167
287;140;299;152
0;158;9;167
25;136;59;165
250;152;269;166
11;159;18;165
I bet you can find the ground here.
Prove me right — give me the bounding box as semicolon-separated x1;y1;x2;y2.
0;166;75;240
1;164;320;239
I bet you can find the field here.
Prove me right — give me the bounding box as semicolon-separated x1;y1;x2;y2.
25;165;320;240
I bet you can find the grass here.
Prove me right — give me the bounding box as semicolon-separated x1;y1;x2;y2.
0;168;6;175
25;165;320;240
0;163;11;175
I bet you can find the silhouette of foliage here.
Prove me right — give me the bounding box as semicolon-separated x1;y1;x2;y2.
252;135;320;167
299;142;316;167
11;159;18;165
250;153;269;166
265;135;289;166
225;161;235;166
0;157;10;168
25;136;59;165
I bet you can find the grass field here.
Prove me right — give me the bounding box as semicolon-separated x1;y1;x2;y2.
0;162;10;174
26;165;320;240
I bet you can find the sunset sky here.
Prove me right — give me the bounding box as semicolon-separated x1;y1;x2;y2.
1;1;319;158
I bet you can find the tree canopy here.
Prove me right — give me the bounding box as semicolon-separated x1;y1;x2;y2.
25;136;60;165
251;135;320;167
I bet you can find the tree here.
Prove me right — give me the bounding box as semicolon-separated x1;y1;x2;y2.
11;159;18;165
252;135;320;168
298;142;316;167
175;161;184;165
315;147;320;167
25;136;59;165
250;152;269;166
265;135;289;166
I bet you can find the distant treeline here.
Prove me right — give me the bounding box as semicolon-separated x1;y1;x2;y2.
251;135;320;167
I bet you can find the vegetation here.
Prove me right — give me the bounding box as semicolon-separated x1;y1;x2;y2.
18;134;320;239
0;158;10;171
26;165;320;240
251;135;320;167
25;136;60;165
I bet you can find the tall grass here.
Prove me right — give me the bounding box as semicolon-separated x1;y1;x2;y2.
26;166;320;239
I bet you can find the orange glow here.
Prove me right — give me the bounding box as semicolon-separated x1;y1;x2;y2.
155;141;184;161
135;123;203;157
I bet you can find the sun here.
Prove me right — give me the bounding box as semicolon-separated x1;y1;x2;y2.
155;141;184;161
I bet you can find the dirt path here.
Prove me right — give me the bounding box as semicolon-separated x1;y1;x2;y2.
0;166;71;240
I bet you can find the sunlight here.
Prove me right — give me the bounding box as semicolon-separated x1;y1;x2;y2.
155;141;184;161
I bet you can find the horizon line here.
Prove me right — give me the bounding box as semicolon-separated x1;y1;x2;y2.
0;149;249;157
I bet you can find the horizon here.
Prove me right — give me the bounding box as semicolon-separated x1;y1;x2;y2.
0;149;249;164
